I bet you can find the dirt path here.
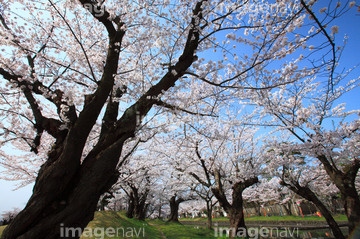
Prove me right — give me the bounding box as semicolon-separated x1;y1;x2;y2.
148;223;166;239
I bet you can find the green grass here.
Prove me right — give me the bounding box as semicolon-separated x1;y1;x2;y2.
245;215;347;221
148;220;217;239
179;217;228;222
0;225;6;237
80;211;161;239
82;212;222;238
0;212;348;238
179;214;347;222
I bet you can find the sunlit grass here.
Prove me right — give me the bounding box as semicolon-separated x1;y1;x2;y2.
0;225;6;237
0;212;347;238
79;211;161;239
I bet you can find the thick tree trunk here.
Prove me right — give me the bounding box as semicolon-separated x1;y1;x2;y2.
227;207;247;238
136;204;149;221
134;200;148;221
341;189;360;234
0;1;202;238
282;181;346;239
227;180;251;238
317;155;360;234
212;172;258;238
1;132;128;239
125;187;149;220
167;196;184;223
335;178;360;233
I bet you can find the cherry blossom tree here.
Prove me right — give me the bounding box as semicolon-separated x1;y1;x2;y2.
253;73;360;234
264;142;346;238
243;177;295;216
245;1;360;234
163;114;264;238
0;208;19;226
0;0;351;238
163;163;197;223
250;6;360;232
0;0;205;236
190;180;218;229
117;157;153;220
113;135;165;220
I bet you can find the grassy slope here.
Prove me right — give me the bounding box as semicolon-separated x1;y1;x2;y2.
82;211;218;238
0;225;6;237
80;211;161;239
0;212;162;239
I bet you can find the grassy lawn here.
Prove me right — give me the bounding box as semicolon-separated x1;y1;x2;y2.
79;211;225;238
179;214;347;222
0;212;348;238
245;215;347;221
147;220;218;239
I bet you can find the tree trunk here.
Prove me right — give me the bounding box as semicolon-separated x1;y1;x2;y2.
227;207;247;238
134;200;148;221
206;201;213;230
0;2;202;238
283;202;292;216
125;186;149;221
337;181;360;233
157;202;163;219
254;202;262;216
1;128;128;239
317;155;360;234
126;192;135;218
167;196;184;223
282;181;346;239
212;172;258;238
311;194;345;239
226;181;250;238
341;189;360;235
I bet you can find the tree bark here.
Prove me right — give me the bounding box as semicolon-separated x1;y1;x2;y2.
281;180;346;239
212;171;258;238
0;0;202;237
167;196;185;223
317;155;360;234
253;201;262;217
126;192;135;218
283;202;293;216
341;188;360;235
125;186;149;221
206;201;213;230
133;190;149;221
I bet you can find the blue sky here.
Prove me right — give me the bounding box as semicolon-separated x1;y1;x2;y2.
0;180;33;215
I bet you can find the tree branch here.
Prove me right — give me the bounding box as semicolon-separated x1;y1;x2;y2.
154;99;217;117
48;0;98;83
300;0;336;90
99;85;127;140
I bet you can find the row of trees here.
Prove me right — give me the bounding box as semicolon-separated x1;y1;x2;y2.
0;0;359;238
